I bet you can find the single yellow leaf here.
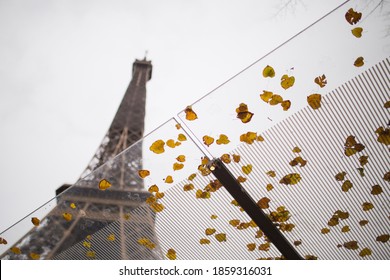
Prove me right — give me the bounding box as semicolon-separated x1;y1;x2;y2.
362;202;374;211
176;155;186;162
31;217;40;226
149;139;165;154
166;249;176;260
173;162;184;171
341;226;350;233
269;94;283;105
30;252;40;260
62;212;72;222
183;183;194;191
166;139;176;148
305;255;318;260
205;228;216;235
155;192;165;199
266;183;273;191
359;220;368;226
185;106;198;121
202;135;214;147
289;156;307;167
216;134;230;145
376;234;389;243
292;146;301;153
236;103;254;123
335;171;347;181
359;248;372;257
258;243;270;251
247;243;256;251
231;199;240;206
281;74;295;90
344;241;359;250
359;155;368;166
351;27;363;38
215;233;226;242
188;173;196;181
237;176;247;183
10;247;21;254
371;185;382;195
138;169;150;178
86;251;96;258
177;133;187;142
314;74;327;88
279;173;301;185
211;215;218;219
148;184;159;193
255;230;264;239
354;56;364;67
260;90;273;102
229;219;240;227
345;8;362;25
262;65;275;78
220;154;231;164
99;179;112;191
384;171;390;182
266;170;276;177
375;127;390;145
196;189;210;199
165;175;173;183
233;154;241;163
294;240;302;246
328;217;339;227
175;123;181;129
200;238;210;245
107;234;115;241
0;237;8;244
342;180;353;192
240;131;257;144
384;101;390;108
257;197;270;209
321;228;330;234
70;203;76;209
150;202;165;212
281;100;291;111
307;94;322;110
242;164;253;175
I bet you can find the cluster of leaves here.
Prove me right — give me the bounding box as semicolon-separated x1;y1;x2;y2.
137;238;156;250
146;185;165;213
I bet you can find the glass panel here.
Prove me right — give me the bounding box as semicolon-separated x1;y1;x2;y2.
0;119;282;259
177;0;390;259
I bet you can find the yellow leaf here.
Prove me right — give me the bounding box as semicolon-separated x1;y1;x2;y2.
30;252;40;260
107;234;115;241
257;135;265;142
314;74;327;88
205;228;216;235
166;249;176;260
233;154;241;163
281;74;295;90
307;94;322;110
342;226;350;233
240;131;257;144
359;220;368;226
166;139;176;148
371;185;383;195
344;148;357;157
258;243;270;251
279;223;295;232
236;103;254;123
86;251;96;258
188;173;196;181
173;162;184;171
183;183;194;191
200;238;210;245
279;173;301;185
196;189;210;199
289;156;307;167
231;200;239;206
202;135;214;147
262;65;275;78
0;237;8;244
178;133;187;142
294;240;302;246
255;230;264;238
354;56;364;67
345;135;357;147
292;146;301;153
376;234;389;243
266;170;276;177
155;192;165;199
335;171;347;181
149;139;165;154
359;248;372;257
185;106;198;121
269;94;283;105
10;247;21;254
328;217;339;227
123;213;131;220
341;180;353;192
385;101;390;108
359;155;368;166
229;219;240;227
86;235;92;240
70;203;76;209
362;202;374;211
165;175;173;183
247;243;256;251
220;154;231;164
266;183;273;191
175;123;181;129
375;127;390;145
305;255;318;260
321;228;330;234
215;233;226;242
351;27;363;38
62;213;72;222
335;210;349;220
345;8;362;25
150;202;165;212
281;100;291;111
99;179;112;191
384;171;390;182
31;217;40;226
257;197;270;209
237;176;247;183
176;155;186;162
260;91;273;102
242;164;253;175
138;169;150;178
344;241;358;250
211;215;218;219
216;134;230;145
148;184;159;193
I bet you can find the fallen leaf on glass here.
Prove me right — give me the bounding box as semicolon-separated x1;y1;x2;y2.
183;184;194;191
289;156;307;167
371;185;383;195
0;237;7;245
229;219;240;227
221;154;231;164
262;65;275;78
341;226;350;233
279;173;301;185
70;203;76;209
384;171;390;182
269;94;283;105
200;239;210;245
188;173;196;181
281;74;295;90
165;176;173;183
30;252;40;260
247;243;256;251
255;230;264;239
211;215;218;219
294;240;302;246
357;167;365;177
107;234;115;241
376;234;389;243
215;233;226;242
236;103;254;123
178;133;187;142
155;192;165;199
345;8;362;25
10;247;21;254
375;127;390;145
342;180;353;192
173;163;184;171
150;202;165;212
138;169;150;178
31;217;40;226
281;100;291;111
359;155;368;166
305;255;318;260
242;164;253;175
257;197;270;209
354;56;364;67
344;241;358;250
260;91;274;103
99;179;112;191
266;171;276;178
166;249;177;260
292;147;301;153
149;139;165;154
240;131;258;144
384;101;390;108
62;213;72;221
166;139;176;148
307;94;322;110
362;202;374;211
202;135;214;146
148;184;159;193
266;183;274;191
359;248;372;257
233;154;241;163
196;189;210;199
314;74;327;88
176;155;186;162
205;228;216;235
185;106;198;121
351;27;363;38
335;171;347;181
237;176;247;183
359;220;368;226
258;243;270;251
321;228;330;234
175;123;181;129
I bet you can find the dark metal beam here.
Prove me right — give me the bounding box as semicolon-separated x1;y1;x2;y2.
210;158;303;260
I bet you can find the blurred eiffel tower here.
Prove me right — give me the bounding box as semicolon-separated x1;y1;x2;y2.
2;58;163;260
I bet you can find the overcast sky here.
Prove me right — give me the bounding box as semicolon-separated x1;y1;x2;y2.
0;0;374;237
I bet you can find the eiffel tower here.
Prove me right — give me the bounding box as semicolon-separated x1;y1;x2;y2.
2;58;163;260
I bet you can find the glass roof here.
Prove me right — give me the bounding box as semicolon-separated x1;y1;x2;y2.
1;0;389;260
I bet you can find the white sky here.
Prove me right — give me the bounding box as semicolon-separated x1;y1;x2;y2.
0;0;364;235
